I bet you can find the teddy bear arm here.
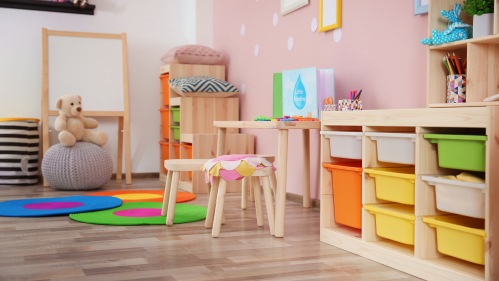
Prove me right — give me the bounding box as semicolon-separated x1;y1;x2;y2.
81;116;99;129
54;115;67;131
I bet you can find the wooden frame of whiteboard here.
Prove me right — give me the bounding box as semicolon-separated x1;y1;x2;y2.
41;28;132;185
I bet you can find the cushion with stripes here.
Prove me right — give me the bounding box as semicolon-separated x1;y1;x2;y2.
168;76;239;94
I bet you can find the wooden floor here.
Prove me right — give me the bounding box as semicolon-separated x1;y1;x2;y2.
0;179;421;281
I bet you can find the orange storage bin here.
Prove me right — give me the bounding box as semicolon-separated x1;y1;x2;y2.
183;144;193;178
322;162;363;229
171;143;180;159
159;109;169;139
159;142;169;172
160;73;170;106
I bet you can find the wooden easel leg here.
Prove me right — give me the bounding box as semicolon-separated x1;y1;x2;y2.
124;115;132;185
116;117;124;180
302;129;311;208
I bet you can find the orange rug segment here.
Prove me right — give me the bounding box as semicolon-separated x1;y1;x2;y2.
83;190;196;203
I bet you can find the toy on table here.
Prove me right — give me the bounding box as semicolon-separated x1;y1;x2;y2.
420;4;471;46
255;114;319;121
254;115;272;121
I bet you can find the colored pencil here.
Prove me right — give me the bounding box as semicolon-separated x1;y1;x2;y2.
445;55;455;75
446;53;456;74
463;59;467;72
459;58;464;75
443;56;450;75
453;53;461;75
355;89;362;100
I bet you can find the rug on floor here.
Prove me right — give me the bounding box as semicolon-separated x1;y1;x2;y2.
69;202;207;225
0;196;122;217
83;190;196;203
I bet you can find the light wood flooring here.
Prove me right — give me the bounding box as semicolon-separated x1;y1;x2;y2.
0;179;421;281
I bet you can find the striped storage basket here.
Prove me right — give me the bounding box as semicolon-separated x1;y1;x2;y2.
0;118;40;185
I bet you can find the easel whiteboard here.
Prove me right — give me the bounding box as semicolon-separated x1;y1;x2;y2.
48;35;124;111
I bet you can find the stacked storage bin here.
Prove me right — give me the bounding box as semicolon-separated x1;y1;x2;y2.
421;134;487;265
0;118;40;185
321;131;363;229
363;132;417;246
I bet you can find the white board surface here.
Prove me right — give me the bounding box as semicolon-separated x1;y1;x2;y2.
322;0;337;27
48;35;124;111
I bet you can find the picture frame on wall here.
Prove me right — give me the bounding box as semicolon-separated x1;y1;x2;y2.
319;0;341;32
414;0;428;15
281;0;309;16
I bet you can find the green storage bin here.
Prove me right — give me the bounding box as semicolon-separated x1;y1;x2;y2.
170;125;180;140
170;107;180;123
424;134;487;172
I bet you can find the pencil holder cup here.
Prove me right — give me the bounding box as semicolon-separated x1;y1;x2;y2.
338;100;363;111
324;104;338;111
447;75;466;103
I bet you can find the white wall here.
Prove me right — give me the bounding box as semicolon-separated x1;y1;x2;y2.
0;0;213;173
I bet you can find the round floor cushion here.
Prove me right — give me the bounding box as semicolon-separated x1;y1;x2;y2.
42;142;113;190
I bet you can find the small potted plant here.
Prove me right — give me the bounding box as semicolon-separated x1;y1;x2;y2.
463;0;495;38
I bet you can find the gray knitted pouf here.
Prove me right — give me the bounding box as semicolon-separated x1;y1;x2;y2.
42;142;113;190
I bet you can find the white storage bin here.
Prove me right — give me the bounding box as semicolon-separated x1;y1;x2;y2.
320;131;362;159
422;175;486;219
366;132;416;165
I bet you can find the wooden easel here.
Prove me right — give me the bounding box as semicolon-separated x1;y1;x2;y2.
41;28;132;185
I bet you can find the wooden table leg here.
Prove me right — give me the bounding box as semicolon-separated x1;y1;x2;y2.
166;171;180;226
302;129;311;208
161;171;173;216
262;176;275;236
275;129;288;238
116;117;124;180
217;128;226;157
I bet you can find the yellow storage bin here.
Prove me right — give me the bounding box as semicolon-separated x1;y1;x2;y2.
364;204;416;245
364;167;416;205
423;215;486;265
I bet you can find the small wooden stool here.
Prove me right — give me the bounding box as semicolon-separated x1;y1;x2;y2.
207;166;276;238
242;155;277;209
161;159;208;226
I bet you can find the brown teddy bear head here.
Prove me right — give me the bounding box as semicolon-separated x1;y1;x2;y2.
56;95;83;118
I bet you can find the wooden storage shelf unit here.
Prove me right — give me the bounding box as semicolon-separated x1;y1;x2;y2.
320;107;498;281
427;1;499;108
159;64;250;193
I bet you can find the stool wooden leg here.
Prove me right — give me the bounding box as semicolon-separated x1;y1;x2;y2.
250;178;255;202
270;170;277;198
212;178;228;238
262;176;275;236
252;177;264;227
205;177;220;229
161;171;173;216
241;177;249;210
165;171;180;226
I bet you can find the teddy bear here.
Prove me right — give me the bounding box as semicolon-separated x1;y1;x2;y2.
54;95;108;147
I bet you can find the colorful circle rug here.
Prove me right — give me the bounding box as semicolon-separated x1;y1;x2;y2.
0;196;122;217
83;190;196;203
69;202;207;225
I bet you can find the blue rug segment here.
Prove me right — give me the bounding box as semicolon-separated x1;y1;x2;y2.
0;196;122;217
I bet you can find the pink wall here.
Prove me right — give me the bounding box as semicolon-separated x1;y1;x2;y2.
213;0;428;199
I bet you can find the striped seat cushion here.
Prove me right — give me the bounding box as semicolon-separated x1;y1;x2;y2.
168;76;239;94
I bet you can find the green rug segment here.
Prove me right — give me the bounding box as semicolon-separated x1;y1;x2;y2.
69;202;207;225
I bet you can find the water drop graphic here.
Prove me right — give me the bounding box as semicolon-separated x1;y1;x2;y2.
293;75;306;109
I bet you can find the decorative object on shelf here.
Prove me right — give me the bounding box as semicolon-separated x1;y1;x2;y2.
0;0;95;15
484;93;499;102
282;67;319;119
168;76;239;97
71;0;88;9
463;0;494;38
323;97;336;111
42;142;113;190
338;99;362;111
281;0;308;16
319;0;341;32
54;95;108;147
420;4;471;45
447;74;466;103
414;0;428;15
161;45;223;65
